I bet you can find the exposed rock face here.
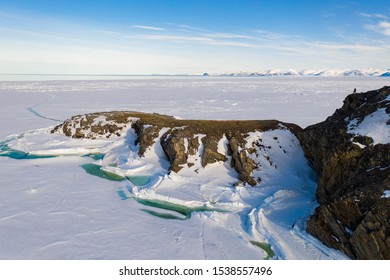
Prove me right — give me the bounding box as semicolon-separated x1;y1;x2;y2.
298;86;390;259
52;111;136;139
52;111;300;186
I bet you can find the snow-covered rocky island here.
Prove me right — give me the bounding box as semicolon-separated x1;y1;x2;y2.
0;79;389;260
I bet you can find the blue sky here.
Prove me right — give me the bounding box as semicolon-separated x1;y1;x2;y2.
0;0;389;74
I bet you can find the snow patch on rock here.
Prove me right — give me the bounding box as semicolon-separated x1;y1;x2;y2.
381;190;390;198
347;108;390;145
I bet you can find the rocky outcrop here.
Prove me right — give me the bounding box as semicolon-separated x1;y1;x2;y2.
298;86;390;259
52;111;300;186
52;111;136;139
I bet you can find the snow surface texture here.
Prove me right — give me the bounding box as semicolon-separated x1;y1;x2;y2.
1;77;387;260
381;190;390;199
347;108;390;145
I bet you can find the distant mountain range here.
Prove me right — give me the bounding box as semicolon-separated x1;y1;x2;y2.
203;68;390;77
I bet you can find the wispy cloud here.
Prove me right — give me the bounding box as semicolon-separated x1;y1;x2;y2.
166;23;211;33
126;34;213;43
201;40;258;48
307;41;384;52
203;32;253;39
359;12;388;20
380;21;390;36
364;21;390;37
125;32;269;49
126;26;387;59
254;30;292;41
131;25;165;31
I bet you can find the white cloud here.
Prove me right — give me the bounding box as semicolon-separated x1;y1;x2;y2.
126;34;214;43
255;29;290;40
378;21;390;36
202;40;258;48
125;33;260;48
308;41;384;52
365;21;390;37
131;25;165;31
166;23;210;32
203;32;253;39
359;12;388;20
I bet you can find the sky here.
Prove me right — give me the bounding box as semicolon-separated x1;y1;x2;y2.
0;0;389;74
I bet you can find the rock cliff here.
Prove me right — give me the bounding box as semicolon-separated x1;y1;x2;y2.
298;86;390;259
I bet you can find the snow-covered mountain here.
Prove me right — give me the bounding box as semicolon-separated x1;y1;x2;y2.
210;68;390;77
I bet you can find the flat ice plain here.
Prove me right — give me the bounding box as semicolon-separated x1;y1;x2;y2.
0;76;388;259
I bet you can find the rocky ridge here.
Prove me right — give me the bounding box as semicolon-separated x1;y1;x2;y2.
52;112;300;186
298;86;390;259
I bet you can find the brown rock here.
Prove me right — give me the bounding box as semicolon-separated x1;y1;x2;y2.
299;86;390;259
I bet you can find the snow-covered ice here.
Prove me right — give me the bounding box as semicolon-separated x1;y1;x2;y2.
1;76;388;260
0;76;388;140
